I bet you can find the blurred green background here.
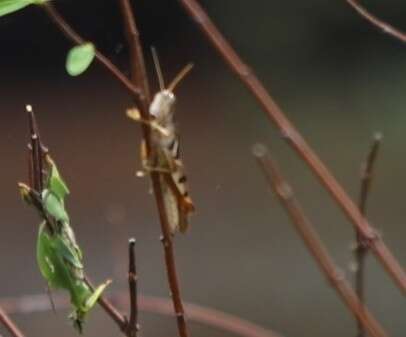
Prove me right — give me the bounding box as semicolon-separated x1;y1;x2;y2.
0;0;405;336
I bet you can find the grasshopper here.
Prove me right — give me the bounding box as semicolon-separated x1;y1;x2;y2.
127;49;195;234
19;153;110;333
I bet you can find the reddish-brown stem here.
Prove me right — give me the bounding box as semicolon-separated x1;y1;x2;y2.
176;0;406;293
128;239;138;337
27;107;43;193
253;144;387;337
0;293;283;337
0;307;25;337
346;0;406;43
117;0;150;102
96;295;127;332
355;133;382;337
25;107;54;234
27;143;34;188
118;2;189;337
41;3;141;98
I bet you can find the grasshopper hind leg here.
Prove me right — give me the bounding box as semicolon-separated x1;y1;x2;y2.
138;140;172;175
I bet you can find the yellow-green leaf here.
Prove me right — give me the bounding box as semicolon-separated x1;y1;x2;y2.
42;190;69;223
84;280;111;310
66;43;96;76
0;0;46;17
47;156;70;200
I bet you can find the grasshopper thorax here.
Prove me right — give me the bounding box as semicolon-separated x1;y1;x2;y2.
149;90;176;123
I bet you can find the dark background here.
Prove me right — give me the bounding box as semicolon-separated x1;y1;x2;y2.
0;1;405;336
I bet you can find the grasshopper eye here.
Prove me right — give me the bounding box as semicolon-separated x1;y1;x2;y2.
163;90;175;101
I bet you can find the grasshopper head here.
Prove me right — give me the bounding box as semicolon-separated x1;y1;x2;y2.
149;90;176;123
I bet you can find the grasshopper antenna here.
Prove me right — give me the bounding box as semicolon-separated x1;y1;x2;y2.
151;47;165;91
167;63;193;92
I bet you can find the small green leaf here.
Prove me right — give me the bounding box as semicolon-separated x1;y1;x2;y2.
42;190;69;223
84;280;111;310
0;0;32;16
66;43;96;76
47;157;70;200
0;0;46;17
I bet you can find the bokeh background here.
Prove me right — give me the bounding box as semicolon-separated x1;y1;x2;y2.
0;0;405;336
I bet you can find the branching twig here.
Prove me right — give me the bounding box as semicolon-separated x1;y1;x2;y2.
0;293;284;337
355;133;382;337
117;2;189;337
346;0;406;43
118;0;150;103
127;238;138;337
26;2;190;336
41;3;141;97
253;144;388;337
25;109;130;336
0;307;25;337
176;0;406;293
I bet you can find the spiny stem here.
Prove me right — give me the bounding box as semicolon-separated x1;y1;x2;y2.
346;0;406;43
253;143;387;337
176;0;406;293
355;133;382;337
41;3;141;98
128;238;138;337
0;307;25;337
118;2;189;337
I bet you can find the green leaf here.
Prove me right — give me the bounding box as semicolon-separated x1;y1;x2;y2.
66;43;96;76
84;280;111;310
47;157;70;200
0;0;46;17
42;190;69;223
0;0;32;17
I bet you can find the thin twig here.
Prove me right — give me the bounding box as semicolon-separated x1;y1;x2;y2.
27;106;43;192
41;3;141;97
0;293;284;337
253;144;387;337
358;134;382;215
128;238;138;337
355;133;382;337
118;3;189;337
0;307;25;337
117;0;150;102
346;0;406;43
25;106;54;234
176;0;406;293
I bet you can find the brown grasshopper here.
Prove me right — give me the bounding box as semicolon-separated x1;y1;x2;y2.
127;49;194;234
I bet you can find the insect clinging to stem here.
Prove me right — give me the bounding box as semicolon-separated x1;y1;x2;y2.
18;106;110;334
127;48;195;235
